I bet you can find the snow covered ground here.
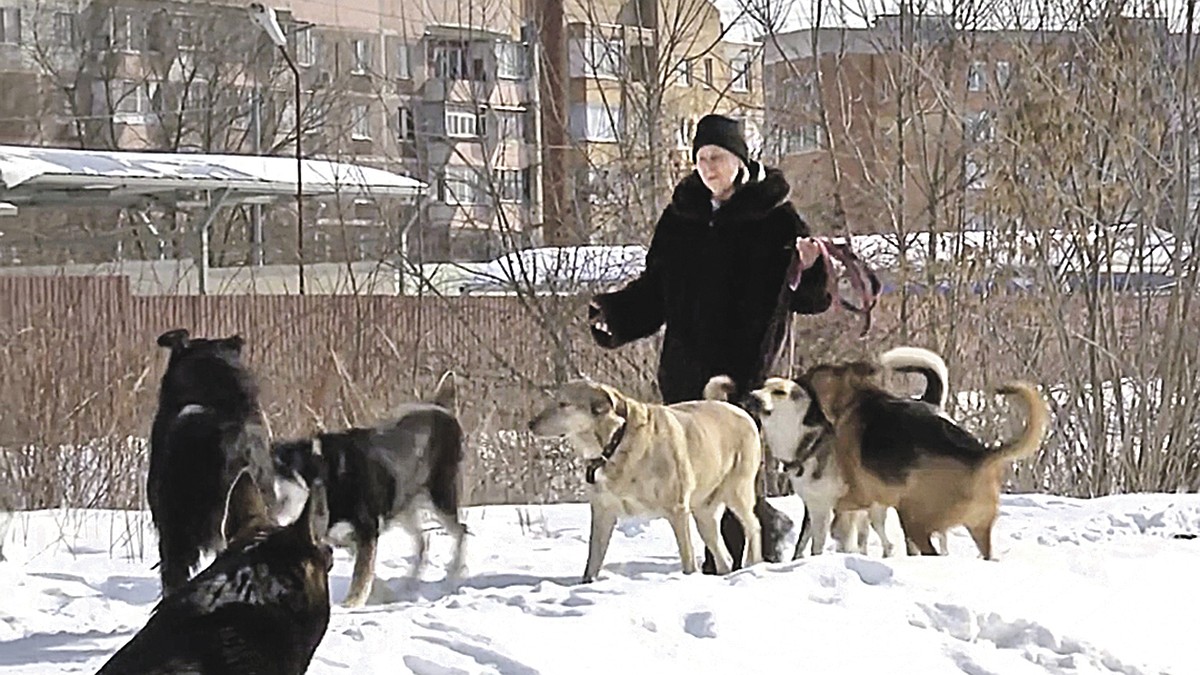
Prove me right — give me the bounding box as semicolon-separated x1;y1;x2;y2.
1;493;1197;674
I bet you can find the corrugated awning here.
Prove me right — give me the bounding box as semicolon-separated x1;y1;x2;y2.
0;144;426;207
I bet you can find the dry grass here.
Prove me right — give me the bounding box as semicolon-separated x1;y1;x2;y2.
2;276;1198;514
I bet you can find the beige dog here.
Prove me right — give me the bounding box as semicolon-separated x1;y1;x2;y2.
528;379;763;582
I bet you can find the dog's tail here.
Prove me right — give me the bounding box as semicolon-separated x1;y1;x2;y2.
431;370;457;410
879;346;949;408
703;375;737;402
989;381;1051;465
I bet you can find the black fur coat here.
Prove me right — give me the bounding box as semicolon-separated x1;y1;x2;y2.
591;165;831;404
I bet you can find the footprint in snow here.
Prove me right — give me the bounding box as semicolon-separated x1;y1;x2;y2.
683;610;717;639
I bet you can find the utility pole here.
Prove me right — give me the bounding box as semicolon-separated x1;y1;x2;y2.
251;88;264;266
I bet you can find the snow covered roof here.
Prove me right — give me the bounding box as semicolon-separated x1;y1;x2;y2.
0;144;426;208
457;245;648;295
835;225;1190;277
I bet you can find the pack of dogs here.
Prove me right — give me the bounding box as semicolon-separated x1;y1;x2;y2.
94;328;1050;673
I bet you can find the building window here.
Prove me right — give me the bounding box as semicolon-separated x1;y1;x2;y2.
995;61;1011;89
967;61;986;92
351;104;371;139
570;103;620;142
496;41;526;80
780;123;825;154
629;45;655;83
964;153;985;190
396;106;415;142
0;7;19;45
429;40;470;81
494;168;526;202
102;79;153;124
582;35;623;78
395;43;411;79
108;8;144;52
295;28;315;66
674;58;692;87
676;116;696;149
53;12;76;48
730;51;752;92
964;110;993;144
496;108;525;141
351;38;371;74
704;58;714;87
445;108;483;138
440;165;479;204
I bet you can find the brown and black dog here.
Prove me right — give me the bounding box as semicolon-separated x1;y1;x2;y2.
796;360;1050;560
96;469;333;674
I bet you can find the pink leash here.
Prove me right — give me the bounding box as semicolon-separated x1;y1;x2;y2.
787;237;881;338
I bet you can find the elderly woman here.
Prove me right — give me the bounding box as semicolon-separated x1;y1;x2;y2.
588;113;831;573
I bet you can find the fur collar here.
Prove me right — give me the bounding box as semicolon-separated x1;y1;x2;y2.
669;162;792;224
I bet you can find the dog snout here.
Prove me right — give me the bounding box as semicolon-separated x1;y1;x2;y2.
745;393;770;416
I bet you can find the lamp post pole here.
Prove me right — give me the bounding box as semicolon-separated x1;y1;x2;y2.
249;3;305;294
278;47;304;295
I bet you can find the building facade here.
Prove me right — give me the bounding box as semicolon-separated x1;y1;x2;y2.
0;0;770;266
763;13;1179;237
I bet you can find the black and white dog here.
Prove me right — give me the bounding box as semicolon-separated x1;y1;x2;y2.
271;372;467;607
149;329;277;597
742;346;952;558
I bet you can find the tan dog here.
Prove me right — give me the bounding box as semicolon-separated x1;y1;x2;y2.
528;379;763;582
798;361;1050;559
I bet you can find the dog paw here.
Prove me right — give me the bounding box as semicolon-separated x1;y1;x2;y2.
341;594;369;609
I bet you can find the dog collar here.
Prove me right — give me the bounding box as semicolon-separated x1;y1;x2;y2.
779;458;806;477
585;421;628;484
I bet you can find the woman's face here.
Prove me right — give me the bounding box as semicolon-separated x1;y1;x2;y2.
695;145;741;198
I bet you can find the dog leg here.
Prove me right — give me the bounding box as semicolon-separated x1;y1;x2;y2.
966;520;995;560
725;495;762;567
686;507;726;574
793;506;812;560
809;506;834;556
855;512;870;553
432;508;468;581
867;505;894;557
343;534;378;608
896;509;938;556
934;530;949;556
831;509;857;553
582;501;618;583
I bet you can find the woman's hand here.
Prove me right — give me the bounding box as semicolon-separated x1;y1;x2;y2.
589;301;612;337
795;237;823;270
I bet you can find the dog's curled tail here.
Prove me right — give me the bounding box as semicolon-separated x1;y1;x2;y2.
990;381;1051;465
432;371;457;411
879;346;949;409
703;375;737;402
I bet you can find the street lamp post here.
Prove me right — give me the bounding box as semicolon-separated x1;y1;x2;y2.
248;3;305;294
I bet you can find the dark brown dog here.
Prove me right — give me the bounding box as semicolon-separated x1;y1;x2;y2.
797;361;1050;560
96;470;332;674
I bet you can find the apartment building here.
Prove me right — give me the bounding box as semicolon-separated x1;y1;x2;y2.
0;0;541;265
763;13;1177;235
535;0;764;245
0;0;763;265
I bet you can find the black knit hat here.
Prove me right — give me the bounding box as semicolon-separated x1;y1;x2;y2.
692;114;749;166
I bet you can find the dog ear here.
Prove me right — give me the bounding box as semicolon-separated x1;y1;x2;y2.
296;477;330;544
221;469;271;545
157;328;190;350
589;385;614;416
611;391;628;420
849;361;879;379
431;370;457;410
221;334;246;353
